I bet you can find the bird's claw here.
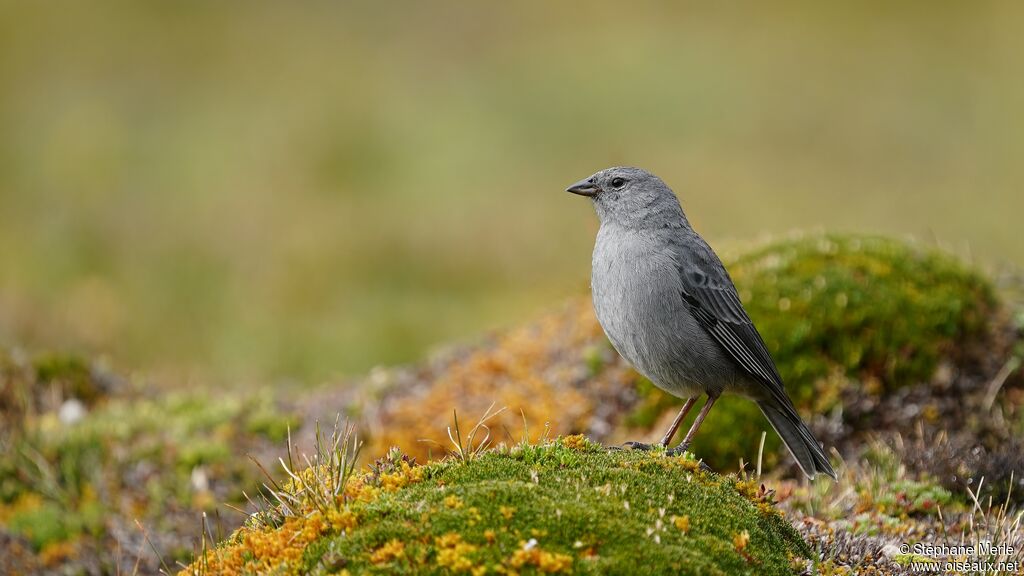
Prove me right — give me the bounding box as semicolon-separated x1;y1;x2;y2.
621;441;655;451
665;442;691;457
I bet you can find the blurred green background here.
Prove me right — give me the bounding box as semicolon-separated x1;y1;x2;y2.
0;1;1020;385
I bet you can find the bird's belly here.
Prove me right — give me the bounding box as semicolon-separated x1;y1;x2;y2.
591;247;733;398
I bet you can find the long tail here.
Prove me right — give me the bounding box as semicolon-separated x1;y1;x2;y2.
757;399;837;480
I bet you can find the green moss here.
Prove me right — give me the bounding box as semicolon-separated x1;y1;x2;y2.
733;234;995;396
301;443;809;575
178;440;233;470
246;401;303;443
5;492;105;550
7;500;75;549
633;233;1000;470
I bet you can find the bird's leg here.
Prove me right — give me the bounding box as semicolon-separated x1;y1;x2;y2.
622;397;698;452
669;394;719;455
659;397;698;448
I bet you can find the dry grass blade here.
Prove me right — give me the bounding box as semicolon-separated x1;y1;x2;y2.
446;403;508;463
275;419;362;517
133;519;172;575
756;431;766;480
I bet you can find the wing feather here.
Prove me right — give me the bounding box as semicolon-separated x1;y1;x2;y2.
674;235;794;411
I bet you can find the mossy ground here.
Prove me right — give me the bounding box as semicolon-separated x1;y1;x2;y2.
185;437;811;576
3;232;1019;573
0;351;300;573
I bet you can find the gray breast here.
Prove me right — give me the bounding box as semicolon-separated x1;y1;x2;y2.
590;226;738;398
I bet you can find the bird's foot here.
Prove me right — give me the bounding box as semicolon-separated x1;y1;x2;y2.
621;441;656;451
665;442;691;457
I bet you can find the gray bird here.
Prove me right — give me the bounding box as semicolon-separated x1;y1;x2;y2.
567;166;836;480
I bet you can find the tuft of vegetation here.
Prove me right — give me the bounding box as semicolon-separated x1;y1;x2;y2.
783;439;1024;573
184;435;811;575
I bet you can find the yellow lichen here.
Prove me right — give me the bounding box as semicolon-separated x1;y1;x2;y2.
379;460;425;491
673;514;690;533
0;493;44;525
560;434;589;451
326;508;358;532
39;540;78;567
734;479;760;501
435;533;479;573
507;543;573;573
178;459;430;575
369;538;405;564
344;475;381;502
499;505;516;520
733;529;750;553
185;512;333;575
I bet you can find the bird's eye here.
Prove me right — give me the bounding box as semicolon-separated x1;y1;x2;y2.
610;177;626;189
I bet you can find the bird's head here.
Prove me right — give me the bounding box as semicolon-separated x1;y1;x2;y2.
566;166;685;227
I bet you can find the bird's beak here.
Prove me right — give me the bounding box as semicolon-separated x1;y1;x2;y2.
566;178;599;197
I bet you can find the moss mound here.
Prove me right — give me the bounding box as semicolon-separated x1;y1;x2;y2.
732;233;996;399
186;439;810;575
629;233;1000;470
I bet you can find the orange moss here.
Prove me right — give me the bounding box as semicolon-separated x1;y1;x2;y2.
506;543;573;573
673;514;691;533
435;533;480;573
39;540;78;567
560;433;590;451
0;493;44;525
369;538;406;564
379;460;425;491
181;462;422;575
733;529;751;553
186;513;333;575
368;299;628;461
327;508;359;532
343;459;424;505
